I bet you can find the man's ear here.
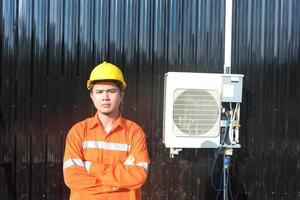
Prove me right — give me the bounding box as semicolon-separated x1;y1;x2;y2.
120;91;124;103
120;91;125;111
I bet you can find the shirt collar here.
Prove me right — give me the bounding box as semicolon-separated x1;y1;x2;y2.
88;114;99;129
89;113;127;132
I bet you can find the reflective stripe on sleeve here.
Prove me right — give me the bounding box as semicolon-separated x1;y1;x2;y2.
63;158;84;170
136;162;149;171
82;141;130;152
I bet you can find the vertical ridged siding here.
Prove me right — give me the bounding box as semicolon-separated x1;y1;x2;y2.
233;1;300;199
0;0;300;199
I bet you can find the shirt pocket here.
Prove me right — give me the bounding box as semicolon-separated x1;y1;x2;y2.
83;148;101;162
113;151;129;164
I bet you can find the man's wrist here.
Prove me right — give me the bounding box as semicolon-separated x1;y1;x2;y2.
84;161;92;173
85;161;108;176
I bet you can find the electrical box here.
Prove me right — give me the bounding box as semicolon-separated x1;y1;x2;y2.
221;74;243;102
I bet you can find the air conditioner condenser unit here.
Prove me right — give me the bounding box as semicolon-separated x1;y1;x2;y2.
163;72;243;149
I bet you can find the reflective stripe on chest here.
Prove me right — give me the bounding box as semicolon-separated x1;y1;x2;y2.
82;141;130;152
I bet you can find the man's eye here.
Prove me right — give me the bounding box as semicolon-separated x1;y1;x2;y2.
108;89;117;93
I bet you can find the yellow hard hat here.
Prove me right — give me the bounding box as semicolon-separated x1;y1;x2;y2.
87;61;126;90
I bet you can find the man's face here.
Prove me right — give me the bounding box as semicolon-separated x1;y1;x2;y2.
90;81;123;116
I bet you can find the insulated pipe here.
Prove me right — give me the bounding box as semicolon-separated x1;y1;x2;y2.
224;0;233;74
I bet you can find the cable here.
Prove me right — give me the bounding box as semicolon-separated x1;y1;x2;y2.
210;113;229;192
216;174;223;200
228;171;234;200
210;103;239;199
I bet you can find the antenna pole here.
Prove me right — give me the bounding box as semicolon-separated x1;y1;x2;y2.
222;1;233;199
224;0;233;75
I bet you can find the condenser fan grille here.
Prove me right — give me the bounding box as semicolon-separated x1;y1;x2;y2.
173;89;220;136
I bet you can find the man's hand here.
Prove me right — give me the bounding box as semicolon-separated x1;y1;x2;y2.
123;155;135;166
84;155;135;173
84;161;92;173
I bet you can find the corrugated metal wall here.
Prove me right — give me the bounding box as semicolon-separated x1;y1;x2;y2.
0;0;300;199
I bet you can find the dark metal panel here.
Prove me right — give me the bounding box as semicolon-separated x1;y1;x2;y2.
93;0;109;62
0;0;18;199
15;0;34;199
135;0;155;198
232;0;300;199
47;1;67;198
149;1;172;199
1;0;300;199
136;0;153;129
30;1;49;199
122;0;139;121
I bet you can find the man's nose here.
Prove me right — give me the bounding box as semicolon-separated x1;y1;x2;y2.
102;91;110;100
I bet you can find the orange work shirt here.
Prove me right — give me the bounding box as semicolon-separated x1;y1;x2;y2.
63;114;150;200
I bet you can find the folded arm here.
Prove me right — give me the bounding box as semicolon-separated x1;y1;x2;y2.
63;127;117;194
86;128;150;190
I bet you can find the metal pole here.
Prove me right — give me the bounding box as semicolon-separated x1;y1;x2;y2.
223;1;234;199
223;154;227;200
223;154;231;200
224;0;233;75
223;0;233;197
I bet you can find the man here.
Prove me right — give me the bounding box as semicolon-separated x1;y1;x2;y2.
63;61;150;200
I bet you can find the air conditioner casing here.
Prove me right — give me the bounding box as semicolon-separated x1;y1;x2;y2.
163;72;243;148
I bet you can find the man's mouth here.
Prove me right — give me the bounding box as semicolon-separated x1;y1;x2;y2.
102;104;111;108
